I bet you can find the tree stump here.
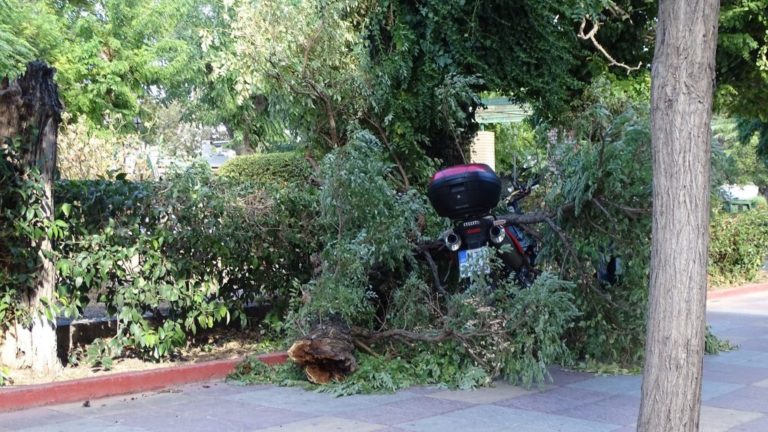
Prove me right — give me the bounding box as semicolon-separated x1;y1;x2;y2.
0;62;63;374
287;320;357;384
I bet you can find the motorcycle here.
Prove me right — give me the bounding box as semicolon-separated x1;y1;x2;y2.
427;163;539;287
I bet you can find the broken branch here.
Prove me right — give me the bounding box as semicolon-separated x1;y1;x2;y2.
578;17;642;73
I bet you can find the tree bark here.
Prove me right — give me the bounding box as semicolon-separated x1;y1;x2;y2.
288;320;357;384
638;2;719;431
0;62;63;375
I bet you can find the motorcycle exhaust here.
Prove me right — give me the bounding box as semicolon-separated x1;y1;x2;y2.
444;231;462;252
489;225;506;245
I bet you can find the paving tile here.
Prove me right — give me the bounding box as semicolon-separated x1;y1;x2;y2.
225;386;416;415
703;361;768;385
610;426;637;432
254;416;386;432
495;385;612;413
15;417;147;432
0;407;81;430
702;381;746;401
401;386;443;395
176;381;255;398
546;367;595;386
398;405;616;432
427;381;538;404
736;338;768;352
567;375;642;397
335;395;470;425
112;403;312;432
48;391;196;418
553;394;640;425
706;386;768;414
150;397;317;429
708;350;768;369
726;414;768;431
698;406;763;432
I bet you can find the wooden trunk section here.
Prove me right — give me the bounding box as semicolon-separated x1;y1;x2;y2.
288;321;357;384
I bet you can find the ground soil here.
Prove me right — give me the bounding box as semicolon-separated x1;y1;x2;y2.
4;327;271;386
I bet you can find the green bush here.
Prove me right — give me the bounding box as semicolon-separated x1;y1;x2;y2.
709;209;768;286
52;163;317;360
1;137;64;327
217;152;311;186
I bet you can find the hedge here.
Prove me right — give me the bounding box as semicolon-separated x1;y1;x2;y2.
217;152;311;186
709;209;768;286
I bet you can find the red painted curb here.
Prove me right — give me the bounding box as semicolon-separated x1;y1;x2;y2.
0;351;288;413
707;282;768;300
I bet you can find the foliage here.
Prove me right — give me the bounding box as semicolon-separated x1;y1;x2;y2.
319;347;490;396
705;326;738;354
735;118;768;169
45;0;206;124
0;0;62;80
51;164;317;360
57;112;155;180
491;121;541;176
712;117;768;190
296;131;425;327
542;77;653;365
203;0;371;151
708;209;768;286
68;337;124;371
142;101;209;161
0;364;10;386
217;152;311;187
235;271;578;394
0;0;37;79
276;134;579;388
716;0;768;123
1;137;65;327
229;357;309;387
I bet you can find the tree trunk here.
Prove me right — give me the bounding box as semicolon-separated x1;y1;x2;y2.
638;1;719;431
0;62;63;375
288;320;357;384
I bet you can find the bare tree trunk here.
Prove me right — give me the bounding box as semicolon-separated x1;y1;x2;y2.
638;1;719;431
0;62;63;375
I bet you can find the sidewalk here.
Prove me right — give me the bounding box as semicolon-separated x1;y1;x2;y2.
1;291;766;432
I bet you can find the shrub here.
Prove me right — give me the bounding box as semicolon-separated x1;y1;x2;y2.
217;152;311;186
1;138;62;327
53;163;318;360
709;209;768;286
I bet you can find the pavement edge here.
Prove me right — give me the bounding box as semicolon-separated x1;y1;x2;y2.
707;282;768;300
0;351;288;413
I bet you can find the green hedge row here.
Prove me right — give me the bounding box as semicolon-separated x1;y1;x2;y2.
709;209;768;286
49;164;317;361
217;152;311;186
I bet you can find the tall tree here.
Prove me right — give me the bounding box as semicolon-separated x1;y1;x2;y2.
638;0;720;430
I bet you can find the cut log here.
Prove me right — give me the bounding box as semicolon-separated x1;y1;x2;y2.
287;321;357;384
